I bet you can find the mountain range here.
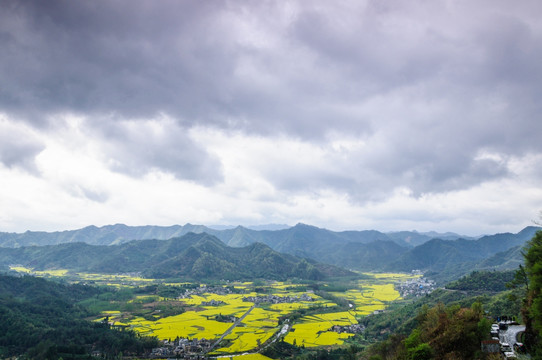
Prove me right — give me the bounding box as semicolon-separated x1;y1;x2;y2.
0;232;354;281
1;223;540;283
0;223;474;248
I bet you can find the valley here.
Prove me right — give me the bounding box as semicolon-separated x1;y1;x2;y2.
6;266;419;358
1;225;540;359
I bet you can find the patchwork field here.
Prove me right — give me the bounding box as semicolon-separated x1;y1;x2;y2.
120;276;406;353
284;311;357;347
215;307;281;353
8;266;414;357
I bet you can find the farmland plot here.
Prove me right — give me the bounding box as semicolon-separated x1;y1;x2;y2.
130;312;232;340
284;311;357;347
215;308;281;353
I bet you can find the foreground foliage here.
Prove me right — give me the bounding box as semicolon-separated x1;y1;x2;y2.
364;302;490;360
0;274;158;359
521;230;542;358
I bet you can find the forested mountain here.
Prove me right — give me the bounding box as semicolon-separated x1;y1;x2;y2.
359;270;526;358
445;270;517;292
324;240;408;271
383;226;541;283
0;233;354;281
474;245;525;271
0;223;476;274
1;224;538;282
0;274;157;358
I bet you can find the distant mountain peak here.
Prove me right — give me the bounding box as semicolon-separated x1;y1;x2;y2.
246;224;290;231
293;222;317;229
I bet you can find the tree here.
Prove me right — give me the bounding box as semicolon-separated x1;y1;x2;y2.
397;301;489;360
522;230;542;356
408;343;433;360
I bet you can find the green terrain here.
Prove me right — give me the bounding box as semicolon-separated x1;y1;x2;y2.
1;226;541;359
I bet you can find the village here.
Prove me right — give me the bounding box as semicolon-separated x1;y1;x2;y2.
242;293;315;304
150;337;213;359
329;323;365;334
395;274;436;298
178;284;245;300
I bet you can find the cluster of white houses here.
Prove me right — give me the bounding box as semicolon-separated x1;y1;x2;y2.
242;293;314;304
151;337;212;359
178;285;242;299
396;276;436;298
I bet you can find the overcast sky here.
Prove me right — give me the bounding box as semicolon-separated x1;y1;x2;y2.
1;0;541;235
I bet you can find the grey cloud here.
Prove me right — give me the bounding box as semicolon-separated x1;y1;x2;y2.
96;120;223;184
0;1;234;122
289;1;542;147
0;130;44;173
258;126;513;202
1;0;541;196
402;157;510;196
80;187;109;203
0;0;382;136
68;185;109;203
1;1;540;140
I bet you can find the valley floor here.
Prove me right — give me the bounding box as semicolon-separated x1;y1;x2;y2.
8;267;421;359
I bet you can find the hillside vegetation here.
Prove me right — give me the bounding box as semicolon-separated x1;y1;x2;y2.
0;274;158;359
361;270;524;343
365;301;491;360
359;229;542;360
0;233;354;281
1;224;539;280
445;270;516;292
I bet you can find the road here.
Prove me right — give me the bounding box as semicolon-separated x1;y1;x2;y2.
500;324;525;346
207;304;256;353
209;320;290;359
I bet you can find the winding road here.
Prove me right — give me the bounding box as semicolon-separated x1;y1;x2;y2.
500;324;525;351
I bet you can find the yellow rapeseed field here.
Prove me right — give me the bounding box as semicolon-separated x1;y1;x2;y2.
214;306;281;353
130;312;232;340
284;311;356;348
9;266;69;277
6;269;412;353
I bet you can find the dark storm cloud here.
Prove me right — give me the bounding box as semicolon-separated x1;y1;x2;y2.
0;0;373;135
1;0;541;197
0;0;231;121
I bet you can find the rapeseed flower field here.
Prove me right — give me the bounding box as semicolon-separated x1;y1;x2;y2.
8;266;413;355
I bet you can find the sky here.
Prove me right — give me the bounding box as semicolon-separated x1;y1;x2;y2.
0;0;541;235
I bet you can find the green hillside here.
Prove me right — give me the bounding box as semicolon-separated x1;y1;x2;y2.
2;225;540;284
0;233;355;281
0;274;158;359
384;226;541;283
